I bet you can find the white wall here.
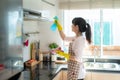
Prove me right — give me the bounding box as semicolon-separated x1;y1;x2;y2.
22;21;39;62
23;20;63;61
37;21;62;51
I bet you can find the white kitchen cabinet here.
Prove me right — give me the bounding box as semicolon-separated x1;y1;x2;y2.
23;0;58;21
41;0;58;20
41;0;56;6
23;0;42;12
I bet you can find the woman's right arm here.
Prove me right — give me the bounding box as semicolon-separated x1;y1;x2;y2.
56;20;75;41
59;30;76;41
58;30;66;40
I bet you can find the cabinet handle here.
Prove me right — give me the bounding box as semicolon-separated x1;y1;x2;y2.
41;0;55;6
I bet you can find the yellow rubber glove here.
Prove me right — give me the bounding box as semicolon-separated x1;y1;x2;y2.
56;50;70;60
55;20;63;31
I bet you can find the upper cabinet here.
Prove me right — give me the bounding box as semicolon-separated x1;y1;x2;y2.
23;0;42;12
41;0;57;20
23;0;58;21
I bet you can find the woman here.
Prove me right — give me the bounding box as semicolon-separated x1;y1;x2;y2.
56;17;92;80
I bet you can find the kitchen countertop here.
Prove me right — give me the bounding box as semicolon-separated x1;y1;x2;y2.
83;55;120;60
20;62;67;80
19;61;120;80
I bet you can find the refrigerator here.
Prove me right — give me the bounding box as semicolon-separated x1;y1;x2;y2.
0;0;23;80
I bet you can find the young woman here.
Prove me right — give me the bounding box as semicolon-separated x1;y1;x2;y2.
56;17;92;80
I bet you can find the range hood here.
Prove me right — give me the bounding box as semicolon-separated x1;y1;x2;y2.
23;8;49;21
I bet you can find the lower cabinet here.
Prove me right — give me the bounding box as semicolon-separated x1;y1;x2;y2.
91;72;120;80
53;70;120;80
62;70;67;80
84;72;92;80
52;70;67;80
53;71;62;80
85;72;120;80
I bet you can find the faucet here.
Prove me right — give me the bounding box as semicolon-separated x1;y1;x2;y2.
93;46;100;64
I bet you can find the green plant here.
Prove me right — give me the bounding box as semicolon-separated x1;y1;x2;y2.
49;42;58;49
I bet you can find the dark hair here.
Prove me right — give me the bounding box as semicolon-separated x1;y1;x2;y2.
72;17;92;44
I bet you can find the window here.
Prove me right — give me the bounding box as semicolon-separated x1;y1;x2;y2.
63;9;120;56
94;22;112;45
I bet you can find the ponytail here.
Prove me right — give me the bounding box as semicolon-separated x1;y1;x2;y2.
85;23;92;44
72;17;92;44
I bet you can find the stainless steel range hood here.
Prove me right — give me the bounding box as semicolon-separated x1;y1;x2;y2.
23;8;49;21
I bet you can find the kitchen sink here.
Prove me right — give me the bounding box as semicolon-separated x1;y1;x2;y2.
103;63;118;69
84;62;120;70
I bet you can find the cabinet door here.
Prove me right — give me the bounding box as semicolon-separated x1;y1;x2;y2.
92;72;120;80
61;71;92;80
41;0;57;20
62;70;67;80
53;71;62;80
23;0;42;11
23;0;58;20
85;72;92;80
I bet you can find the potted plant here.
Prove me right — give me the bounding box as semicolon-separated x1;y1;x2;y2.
49;42;59;49
48;42;59;61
